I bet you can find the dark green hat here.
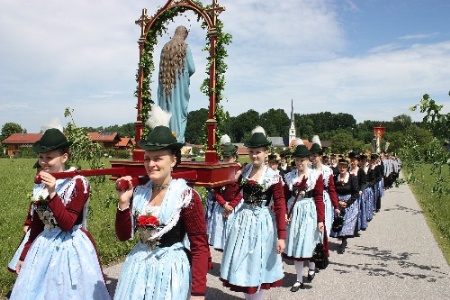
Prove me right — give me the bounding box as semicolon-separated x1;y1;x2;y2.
32;128;72;153
244;128;271;148
138;126;184;151
221;143;238;157
292;144;310;158
309;143;323;155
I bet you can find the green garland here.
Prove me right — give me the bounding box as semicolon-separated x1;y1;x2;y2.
134;1;232;148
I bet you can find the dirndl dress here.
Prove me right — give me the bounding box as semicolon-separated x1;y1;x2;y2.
114;179;193;300
284;197;319;259
330;194;359;237
220;165;284;293
10;177;110;300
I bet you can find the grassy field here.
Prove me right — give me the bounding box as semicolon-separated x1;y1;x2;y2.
405;164;450;264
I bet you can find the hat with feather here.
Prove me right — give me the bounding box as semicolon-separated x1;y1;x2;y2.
32;121;72;153
292;138;310;158
244;126;272;148
138;105;184;151
220;134;238;157
309;135;323;155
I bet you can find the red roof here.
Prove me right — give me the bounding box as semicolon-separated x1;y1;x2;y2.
2;133;42;144
115;137;135;147
88;132;119;143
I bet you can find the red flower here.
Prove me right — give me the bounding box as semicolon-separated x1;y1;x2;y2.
137;215;159;227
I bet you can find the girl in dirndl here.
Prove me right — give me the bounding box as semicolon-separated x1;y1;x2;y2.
114;105;209;300
10;128;110;300
309;135;340;255
220;126;286;300
331;158;360;254
206;135;242;251
283;141;325;292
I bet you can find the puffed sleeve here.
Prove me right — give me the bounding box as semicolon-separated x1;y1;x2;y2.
314;174;325;222
181;190;209;297
46;177;90;231
218;182;242;208
327;175;339;209
115;201;134;241
23;202;33;227
346;175;360;206
271;179;287;239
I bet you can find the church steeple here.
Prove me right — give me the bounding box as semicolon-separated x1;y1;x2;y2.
289;99;296;145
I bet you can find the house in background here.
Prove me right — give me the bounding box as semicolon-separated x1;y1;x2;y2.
2;131;135;157
115;137;135;151
87;132;121;149
2;133;42;157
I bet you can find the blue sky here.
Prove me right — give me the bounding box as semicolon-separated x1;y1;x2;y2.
1;0;449;134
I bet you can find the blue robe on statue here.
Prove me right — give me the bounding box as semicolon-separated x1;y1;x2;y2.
157;47;195;143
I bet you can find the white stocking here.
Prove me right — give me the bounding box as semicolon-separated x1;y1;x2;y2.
294;260;304;282
308;260;316;272
244;290;263;300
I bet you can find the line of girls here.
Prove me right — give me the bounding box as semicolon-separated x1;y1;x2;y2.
8;120;388;300
207;129;388;299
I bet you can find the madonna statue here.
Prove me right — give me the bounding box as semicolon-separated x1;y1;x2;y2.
157;25;195;143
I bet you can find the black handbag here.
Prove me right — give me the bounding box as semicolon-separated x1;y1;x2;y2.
313;233;329;269
332;214;344;232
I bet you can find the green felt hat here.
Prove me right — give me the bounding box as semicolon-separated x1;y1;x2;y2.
309;135;323;155
244;126;271;148
32;128;72;153
309;143;323;155
138;126;184;151
292;144;310;158
221;143;238;157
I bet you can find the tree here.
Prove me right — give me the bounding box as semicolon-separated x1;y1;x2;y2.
329;130;359;154
230;110;260;142
259;109;290;137
185;109;209;144
1;122;25;141
392;114;412;132
410;94;450;140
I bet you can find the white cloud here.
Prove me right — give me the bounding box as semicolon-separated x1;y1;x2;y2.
0;0;449;133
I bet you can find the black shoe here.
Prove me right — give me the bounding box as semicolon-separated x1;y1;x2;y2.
307;271;315;282
290;281;305;292
314;267;320;273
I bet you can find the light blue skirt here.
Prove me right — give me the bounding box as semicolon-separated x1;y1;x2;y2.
8;230;30;273
10;226;110;300
207;199;239;250
284;198;319;259
323;192;333;238
114;242;191;300
220;203;284;288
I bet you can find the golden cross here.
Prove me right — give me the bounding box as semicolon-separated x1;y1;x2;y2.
135;8;149;37
206;0;225;26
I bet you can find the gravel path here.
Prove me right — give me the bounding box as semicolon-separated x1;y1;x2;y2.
103;180;450;299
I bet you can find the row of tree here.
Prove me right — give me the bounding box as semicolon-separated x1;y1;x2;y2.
0;109;431;155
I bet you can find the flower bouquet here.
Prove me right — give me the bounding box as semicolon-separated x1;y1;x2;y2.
136;213;161;250
241;179;266;203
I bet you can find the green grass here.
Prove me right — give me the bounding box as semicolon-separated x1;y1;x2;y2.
404;164;450;264
0;158;135;297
